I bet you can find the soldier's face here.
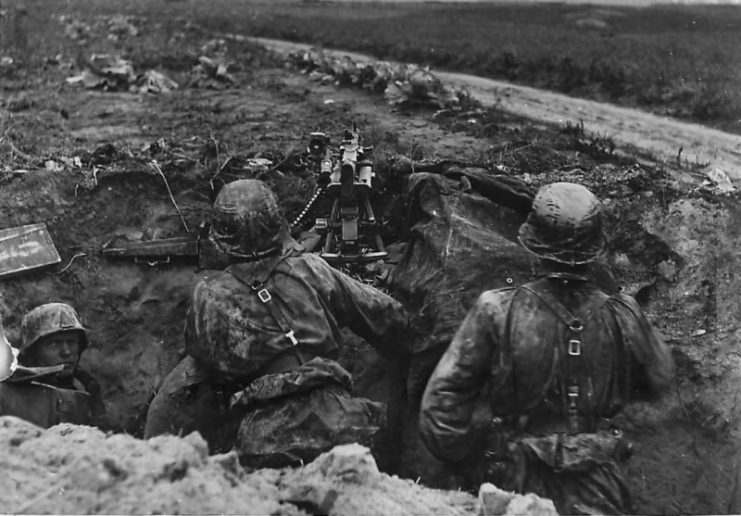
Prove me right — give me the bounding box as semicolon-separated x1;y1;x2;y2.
31;332;81;377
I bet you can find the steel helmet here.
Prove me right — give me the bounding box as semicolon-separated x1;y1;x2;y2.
209;179;287;259
20;303;89;356
517;182;607;265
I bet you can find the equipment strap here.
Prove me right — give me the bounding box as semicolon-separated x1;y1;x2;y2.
519;278;610;433
519;279;611;334
227;256;304;365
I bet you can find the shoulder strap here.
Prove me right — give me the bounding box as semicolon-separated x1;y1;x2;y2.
518;279;612;433
520;279;611;329
520;284;582;330
227;256;303;364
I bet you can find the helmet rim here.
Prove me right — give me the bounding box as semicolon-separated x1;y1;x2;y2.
517;223;607;265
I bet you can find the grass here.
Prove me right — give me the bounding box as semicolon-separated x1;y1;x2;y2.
168;1;741;135
232;1;741;133
5;0;741;133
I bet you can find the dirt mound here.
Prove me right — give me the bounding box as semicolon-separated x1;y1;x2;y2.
1;416;286;515
1;415;550;515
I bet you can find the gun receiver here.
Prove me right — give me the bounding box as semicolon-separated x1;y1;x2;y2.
294;125;388;265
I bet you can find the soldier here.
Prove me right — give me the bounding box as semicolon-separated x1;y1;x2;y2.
0;303;106;428
419;182;674;515
145;179;411;469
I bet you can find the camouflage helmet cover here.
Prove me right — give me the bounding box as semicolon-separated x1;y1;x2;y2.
209;179;287;259
517;182;607;265
20;303;89;355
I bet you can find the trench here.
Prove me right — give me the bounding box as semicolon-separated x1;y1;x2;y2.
1;139;739;514
1;1;739;512
2;20;740;507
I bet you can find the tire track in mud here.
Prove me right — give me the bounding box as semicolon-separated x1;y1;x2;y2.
251;37;741;188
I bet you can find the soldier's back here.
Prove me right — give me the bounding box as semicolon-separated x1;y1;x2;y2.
488;276;667;421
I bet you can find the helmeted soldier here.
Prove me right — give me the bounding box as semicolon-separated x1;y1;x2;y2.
419;182;674;515
0;303;106;428
145;179;411;468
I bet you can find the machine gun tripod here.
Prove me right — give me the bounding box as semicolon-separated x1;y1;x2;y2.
293;125;388;266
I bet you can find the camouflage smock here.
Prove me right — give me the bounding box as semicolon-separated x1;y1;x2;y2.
186;245;411;382
146;244;411;466
419;274;674;514
232;356;387;468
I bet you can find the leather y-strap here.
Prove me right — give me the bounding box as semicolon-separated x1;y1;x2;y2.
520;279;610;433
227;256;304;365
520;278;610;338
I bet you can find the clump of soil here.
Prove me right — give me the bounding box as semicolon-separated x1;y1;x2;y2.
0;416;489;515
1;416;289;515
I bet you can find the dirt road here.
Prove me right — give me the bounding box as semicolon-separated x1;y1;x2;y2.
253;37;741;187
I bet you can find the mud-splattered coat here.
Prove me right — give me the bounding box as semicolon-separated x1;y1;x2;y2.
146;244;411;467
186;248;411;380
419;274;674;514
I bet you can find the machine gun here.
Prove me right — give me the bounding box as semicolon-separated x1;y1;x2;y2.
293;125;388;266
101;126;388;271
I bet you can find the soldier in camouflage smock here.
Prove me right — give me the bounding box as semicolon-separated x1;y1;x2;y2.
145;179;411;468
419;183;675;515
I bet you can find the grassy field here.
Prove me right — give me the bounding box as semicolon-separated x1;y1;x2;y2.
235;1;741;133
5;0;741;133
186;1;741;135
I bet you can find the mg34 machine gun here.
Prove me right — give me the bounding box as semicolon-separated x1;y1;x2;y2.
100;126;388;273
293;125;388;266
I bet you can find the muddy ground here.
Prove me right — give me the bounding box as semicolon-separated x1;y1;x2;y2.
2;5;741;515
255;37;741;187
